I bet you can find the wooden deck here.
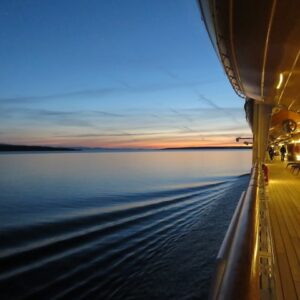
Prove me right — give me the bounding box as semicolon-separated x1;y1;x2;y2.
267;161;300;300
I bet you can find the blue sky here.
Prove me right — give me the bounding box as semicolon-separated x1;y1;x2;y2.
0;0;251;148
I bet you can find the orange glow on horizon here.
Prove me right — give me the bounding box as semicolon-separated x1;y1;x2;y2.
7;136;250;149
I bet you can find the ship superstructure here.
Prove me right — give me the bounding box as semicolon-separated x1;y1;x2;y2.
199;1;300;299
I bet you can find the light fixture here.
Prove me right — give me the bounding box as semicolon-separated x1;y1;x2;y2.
276;73;283;89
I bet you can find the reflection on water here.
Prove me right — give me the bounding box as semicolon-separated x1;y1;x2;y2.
1;150;251;198
0;150;251;299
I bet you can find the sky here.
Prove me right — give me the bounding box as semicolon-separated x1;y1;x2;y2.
0;0;251;149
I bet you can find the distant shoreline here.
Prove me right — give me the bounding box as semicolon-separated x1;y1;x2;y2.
0;143;252;152
161;146;252;151
0;144;78;152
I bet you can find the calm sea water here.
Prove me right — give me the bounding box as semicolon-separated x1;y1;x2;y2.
0;150;251;300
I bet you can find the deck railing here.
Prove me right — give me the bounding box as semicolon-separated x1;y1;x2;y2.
209;165;260;300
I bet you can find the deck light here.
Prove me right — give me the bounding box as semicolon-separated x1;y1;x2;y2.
276;73;283;89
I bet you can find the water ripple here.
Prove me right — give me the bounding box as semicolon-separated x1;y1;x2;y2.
0;178;246;300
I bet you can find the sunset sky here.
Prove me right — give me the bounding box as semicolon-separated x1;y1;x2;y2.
0;0;251;149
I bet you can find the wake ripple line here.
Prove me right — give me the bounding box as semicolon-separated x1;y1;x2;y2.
0;183;232;300
0;184;228;276
39;193;224;300
1;181;229;253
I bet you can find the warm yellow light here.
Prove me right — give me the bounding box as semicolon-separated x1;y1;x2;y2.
276;73;283;89
296;155;300;161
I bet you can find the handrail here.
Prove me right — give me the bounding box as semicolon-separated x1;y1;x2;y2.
209;165;259;300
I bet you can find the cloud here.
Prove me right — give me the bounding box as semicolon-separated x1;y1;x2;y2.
56;127;249;142
180;126;195;133
196;93;243;125
0;80;217;104
0;107;126;129
95;132;246;147
156;64;220;84
92;110;124;117
170;108;194;122
0;88;119;104
57;132;169;138
0;107;124;118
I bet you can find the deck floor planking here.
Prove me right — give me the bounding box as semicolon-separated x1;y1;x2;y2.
267;161;300;300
